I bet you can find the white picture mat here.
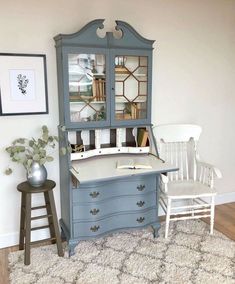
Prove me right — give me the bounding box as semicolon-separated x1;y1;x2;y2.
0;55;47;114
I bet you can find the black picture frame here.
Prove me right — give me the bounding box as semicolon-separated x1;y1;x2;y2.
0;53;48;116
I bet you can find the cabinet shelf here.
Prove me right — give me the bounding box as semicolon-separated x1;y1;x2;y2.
70;100;146;105
115;97;146;103
70;146;150;161
70;101;106;104
115;73;147;77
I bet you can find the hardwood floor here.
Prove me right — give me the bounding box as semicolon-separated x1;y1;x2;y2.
203;202;235;241
0;246;16;284
1;202;235;284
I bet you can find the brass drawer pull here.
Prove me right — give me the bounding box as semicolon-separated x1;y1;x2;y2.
90;225;100;232
90;209;100;215
137;184;145;191
136;201;145;207
89;191;100;198
136;217;145;223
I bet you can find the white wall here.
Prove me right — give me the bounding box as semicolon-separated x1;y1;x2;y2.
0;0;235;248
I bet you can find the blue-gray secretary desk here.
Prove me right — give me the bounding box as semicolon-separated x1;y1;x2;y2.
54;19;177;256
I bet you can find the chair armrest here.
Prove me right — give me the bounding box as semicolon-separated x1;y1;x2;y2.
196;159;222;179
160;173;169;184
159;173;169;193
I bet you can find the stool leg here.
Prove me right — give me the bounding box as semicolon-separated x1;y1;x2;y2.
24;193;31;265
19;192;26;250
44;191;64;257
44;191;56;244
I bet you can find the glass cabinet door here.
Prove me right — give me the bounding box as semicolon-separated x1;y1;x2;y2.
68;53;107;125
114;55;148;122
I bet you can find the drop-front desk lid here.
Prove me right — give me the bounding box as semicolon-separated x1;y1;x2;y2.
70;153;178;184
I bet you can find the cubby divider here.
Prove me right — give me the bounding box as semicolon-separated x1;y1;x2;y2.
69;127;150;160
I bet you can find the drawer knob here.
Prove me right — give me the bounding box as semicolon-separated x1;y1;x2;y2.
136;217;145;223
137;184;145;191
136;201;145;207
90;208;100;215
90;225;100;232
89;191;100;198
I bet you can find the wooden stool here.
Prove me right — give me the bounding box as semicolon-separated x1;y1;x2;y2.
17;180;64;265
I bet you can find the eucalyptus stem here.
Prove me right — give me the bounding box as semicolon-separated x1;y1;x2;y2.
5;125;62;175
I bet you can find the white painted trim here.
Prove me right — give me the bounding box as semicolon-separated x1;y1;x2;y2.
0;232;18;249
0;229;50;249
215;191;235;205
1;192;235;249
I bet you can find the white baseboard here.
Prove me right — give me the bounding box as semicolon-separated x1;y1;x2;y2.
0;229;50;249
215;191;235;205
1;192;235;249
0;232;19;249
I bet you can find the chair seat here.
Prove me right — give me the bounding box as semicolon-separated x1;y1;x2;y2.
164;180;217;199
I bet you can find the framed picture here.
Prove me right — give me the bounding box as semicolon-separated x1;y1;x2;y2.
0;53;48;115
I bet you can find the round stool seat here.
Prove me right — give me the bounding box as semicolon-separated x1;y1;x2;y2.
17;180;56;193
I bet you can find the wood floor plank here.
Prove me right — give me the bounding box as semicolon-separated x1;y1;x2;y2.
216;203;235;214
203;203;235;240
0;248;8;284
0;246;17;284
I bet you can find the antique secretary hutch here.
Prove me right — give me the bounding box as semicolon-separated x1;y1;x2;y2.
54;19;176;255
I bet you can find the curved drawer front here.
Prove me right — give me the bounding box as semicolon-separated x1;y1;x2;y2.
73;208;157;238
72;175;156;203
73;192;156;221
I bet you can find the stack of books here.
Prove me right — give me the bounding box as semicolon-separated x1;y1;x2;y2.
93;77;106;101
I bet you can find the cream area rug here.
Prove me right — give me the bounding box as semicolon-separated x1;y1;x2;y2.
9;220;235;284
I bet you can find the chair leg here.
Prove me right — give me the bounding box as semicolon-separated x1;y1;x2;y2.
210;196;215;234
165;198;172;238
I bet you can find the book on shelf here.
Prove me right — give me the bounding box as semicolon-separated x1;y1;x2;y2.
131;103;137;119
115;66;129;74
93;77;105;101
116;157;152;170
70;144;84;153
137;128;149;147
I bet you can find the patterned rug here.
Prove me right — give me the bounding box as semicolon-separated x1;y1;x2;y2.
9;220;235;284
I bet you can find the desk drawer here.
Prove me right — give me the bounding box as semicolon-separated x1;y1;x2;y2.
73;207;157;238
72;192;156;221
72;175;156;203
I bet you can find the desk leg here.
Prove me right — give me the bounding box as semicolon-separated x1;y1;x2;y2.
152;222;161;238
68;241;77;257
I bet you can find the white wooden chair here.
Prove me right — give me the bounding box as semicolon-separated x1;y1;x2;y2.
153;124;222;238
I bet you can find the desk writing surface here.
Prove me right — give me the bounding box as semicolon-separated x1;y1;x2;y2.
70;154;177;184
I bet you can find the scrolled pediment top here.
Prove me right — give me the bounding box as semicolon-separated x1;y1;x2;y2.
115;20;155;46
54;19;154;49
54;19;106;42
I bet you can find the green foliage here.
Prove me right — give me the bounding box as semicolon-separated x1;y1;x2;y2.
60;147;67;156
5;167;13;175
5;125;60;174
